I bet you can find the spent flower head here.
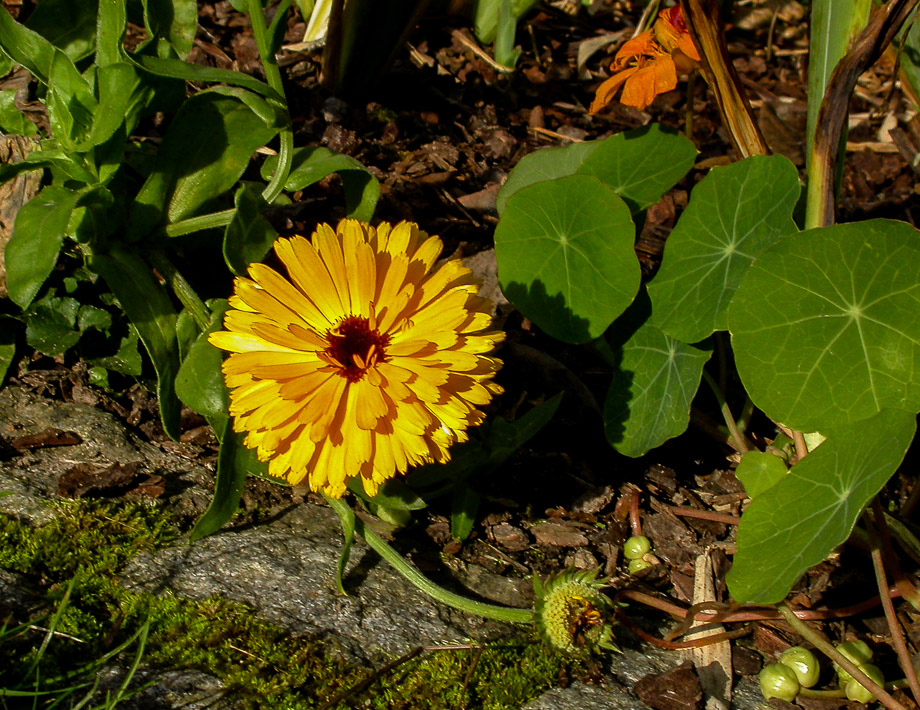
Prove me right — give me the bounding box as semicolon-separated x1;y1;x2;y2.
534;569;619;654
209;219;504;498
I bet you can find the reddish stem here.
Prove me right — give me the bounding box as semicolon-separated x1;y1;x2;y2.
615;609;752;649
668;506;741;526
629;490;643;538
617;586;903;624
870;499;920;706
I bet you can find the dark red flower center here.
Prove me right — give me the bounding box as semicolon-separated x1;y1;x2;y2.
326;316;390;383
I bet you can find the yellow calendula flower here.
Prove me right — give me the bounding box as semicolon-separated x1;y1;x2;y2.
209;219;504;498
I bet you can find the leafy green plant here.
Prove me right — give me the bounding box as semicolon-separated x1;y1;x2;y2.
0;0;379;512
492;0;920;607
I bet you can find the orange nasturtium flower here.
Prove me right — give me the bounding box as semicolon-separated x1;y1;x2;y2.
208;220;504;498
590;6;700;113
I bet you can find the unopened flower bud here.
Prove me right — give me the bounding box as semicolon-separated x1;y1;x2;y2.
623;536;652;560
844;663;884;704
759;663;800;702
778;646;820;688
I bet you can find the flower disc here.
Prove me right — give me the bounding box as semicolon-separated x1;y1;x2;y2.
209;219;504;498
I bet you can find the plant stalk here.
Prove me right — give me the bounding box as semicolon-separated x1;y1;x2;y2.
702;371;749;453
248;0;293;204
777;603;909;710
325;497;534;624
869;499;920;705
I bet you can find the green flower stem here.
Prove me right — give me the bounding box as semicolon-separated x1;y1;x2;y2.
164;209;235;238
798;687;847;699
777;603;909;710
147;250;211;330
701;371;750;453
326;497;534;625
248;0;293;205
804;153;833;231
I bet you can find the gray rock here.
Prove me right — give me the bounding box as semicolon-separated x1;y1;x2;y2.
97;667;232;710
119;503;515;665
0;385;215;526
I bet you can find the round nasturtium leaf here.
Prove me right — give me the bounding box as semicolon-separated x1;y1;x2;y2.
605;319;712;457
729;219;920;431
496;140;601;215
647;154;800;344
735;451;788;499
494;174;640;344
728;408;916;604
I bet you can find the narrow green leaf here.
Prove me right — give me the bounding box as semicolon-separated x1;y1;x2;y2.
6;186;82;309
450;485;480;540
175;301;231;421
0;318;15;384
727;409;916;604
0;90;37;136
96;0;128;67
494;174;640;343
223;183;278;275
408;394;561;493
484;392;562;467
189;419;250;541
605;306;712;458
0;6;75;85
131;54;283;102
143;0;198;59
729;219;920;431
493;0;521;68
0;149;96;186
74;63;142;150
89;247;181;439
496;141;602;215
897;17;920;106
577;123;698;213
25;296;82;355
25;0;97;62
128;91;281;240
647;155;800;343
806;0;871;164
46;52;98;148
348;477;427;511
261;146;380;221
88;326;142;376
329;492;356;595
735;451;788;499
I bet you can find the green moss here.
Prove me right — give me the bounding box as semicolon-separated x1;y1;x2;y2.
0;498;578;708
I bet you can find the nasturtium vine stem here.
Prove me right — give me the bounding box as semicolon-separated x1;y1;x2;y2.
248;0;293;205
325;497;534;624
701;371;749;453
869;499;920;705
778;603;908;710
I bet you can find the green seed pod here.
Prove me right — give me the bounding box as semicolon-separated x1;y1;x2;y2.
844;663;884;704
759;663;800;702
623;536;652;560
835;640;873;685
778;646;820;688
628;558;653;574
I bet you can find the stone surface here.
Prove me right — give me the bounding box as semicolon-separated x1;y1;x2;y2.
0;383;767;709
119;504;514;665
